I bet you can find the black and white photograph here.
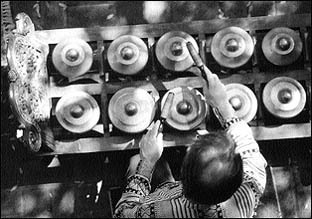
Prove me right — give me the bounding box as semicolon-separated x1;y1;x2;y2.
1;1;311;218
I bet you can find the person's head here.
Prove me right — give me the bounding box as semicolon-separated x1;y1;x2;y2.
181;131;243;205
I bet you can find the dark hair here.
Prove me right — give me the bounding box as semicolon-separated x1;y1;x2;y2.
181;131;243;205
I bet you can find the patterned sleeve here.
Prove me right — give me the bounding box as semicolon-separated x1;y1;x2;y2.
222;120;267;218
114;159;155;218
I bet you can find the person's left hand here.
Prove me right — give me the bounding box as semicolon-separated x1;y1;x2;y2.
139;120;163;165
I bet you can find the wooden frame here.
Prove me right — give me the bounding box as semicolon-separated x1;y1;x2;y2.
38;13;311;155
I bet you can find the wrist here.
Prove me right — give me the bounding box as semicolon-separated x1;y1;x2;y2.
222;117;241;130
213;104;237;127
136;158;156;179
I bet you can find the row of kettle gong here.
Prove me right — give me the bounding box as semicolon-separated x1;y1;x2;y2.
54;76;307;134
51;27;303;79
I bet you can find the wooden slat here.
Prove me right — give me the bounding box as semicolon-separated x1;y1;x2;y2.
35;14;311;43
220;69;311;85
48;76;206;97
48;83;102;98
48;70;311;98
251;123;311;141
41;132;197;155
39;123;311;155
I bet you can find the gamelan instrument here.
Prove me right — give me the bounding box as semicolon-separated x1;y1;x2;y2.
225;83;258;122
211;26;254;69
155;31;199;72
262;27;302;66
161;87;207;131
107;35;148;75
52;38;93;78
262;77;306;119
55;91;100;133
108;87;157;133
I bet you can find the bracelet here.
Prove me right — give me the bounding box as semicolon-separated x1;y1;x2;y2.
222;117;241;130
212;107;240;129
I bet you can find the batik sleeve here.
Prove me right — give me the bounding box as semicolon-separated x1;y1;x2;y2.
114;159;155;218
222;120;267;218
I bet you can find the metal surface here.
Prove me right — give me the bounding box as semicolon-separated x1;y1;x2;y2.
262;77;306;118
55;91;100;133
161;87;207;131
155;31;198;72
225;83;258;122
262;27;302;66
107;35;148;75
211;26;254;69
108;87;157;133
52;38;93;78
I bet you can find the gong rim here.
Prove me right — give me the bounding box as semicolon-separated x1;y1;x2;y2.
211;26;254;69
225;83;258;122
155;31;199;72
52;38;93;78
108;87;157;133
55;91;100;133
262;77;306;118
262;27;303;66
161;87;207;131
107;35;149;75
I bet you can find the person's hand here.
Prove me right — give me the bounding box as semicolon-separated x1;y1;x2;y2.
139;120;163;165
203;66;235;120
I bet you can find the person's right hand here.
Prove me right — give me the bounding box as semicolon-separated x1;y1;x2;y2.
203;66;235;120
139;120;163;166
